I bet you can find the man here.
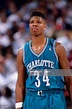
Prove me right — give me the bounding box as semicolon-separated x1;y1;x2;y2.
15;11;72;109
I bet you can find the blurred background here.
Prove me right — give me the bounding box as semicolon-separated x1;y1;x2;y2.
0;0;72;109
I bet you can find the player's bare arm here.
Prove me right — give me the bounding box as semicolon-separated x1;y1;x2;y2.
56;42;72;101
15;48;26;109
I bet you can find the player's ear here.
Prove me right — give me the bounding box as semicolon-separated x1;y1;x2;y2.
44;24;46;30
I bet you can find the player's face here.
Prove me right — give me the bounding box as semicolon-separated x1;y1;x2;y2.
29;16;46;36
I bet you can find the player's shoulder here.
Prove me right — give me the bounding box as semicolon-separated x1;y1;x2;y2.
17;47;23;57
48;38;66;56
48;38;65;49
18;40;31;54
55;42;66;57
55;42;65;51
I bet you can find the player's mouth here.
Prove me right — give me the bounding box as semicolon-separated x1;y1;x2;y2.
32;28;38;31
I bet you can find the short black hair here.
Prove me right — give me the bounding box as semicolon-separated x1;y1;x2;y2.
30;11;46;20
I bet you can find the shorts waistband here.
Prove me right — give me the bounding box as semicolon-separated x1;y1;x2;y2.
27;89;64;96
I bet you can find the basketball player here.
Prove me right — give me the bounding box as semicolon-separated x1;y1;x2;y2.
15;11;72;109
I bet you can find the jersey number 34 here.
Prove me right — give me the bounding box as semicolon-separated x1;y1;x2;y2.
34;70;50;87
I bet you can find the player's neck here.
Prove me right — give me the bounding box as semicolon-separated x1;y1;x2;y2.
31;35;46;47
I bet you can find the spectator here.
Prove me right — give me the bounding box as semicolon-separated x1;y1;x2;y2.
13;22;30;55
56;30;72;55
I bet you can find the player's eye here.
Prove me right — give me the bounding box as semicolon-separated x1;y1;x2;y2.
37;21;41;23
30;20;34;24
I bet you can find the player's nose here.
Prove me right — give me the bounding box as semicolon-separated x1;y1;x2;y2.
33;22;37;26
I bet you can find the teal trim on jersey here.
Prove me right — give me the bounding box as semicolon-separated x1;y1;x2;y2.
53;40;58;61
23;44;25;64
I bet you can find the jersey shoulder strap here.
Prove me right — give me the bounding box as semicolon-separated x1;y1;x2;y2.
48;38;55;47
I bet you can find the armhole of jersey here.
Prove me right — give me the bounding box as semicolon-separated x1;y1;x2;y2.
23;44;25;64
18;45;25;64
53;40;58;62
